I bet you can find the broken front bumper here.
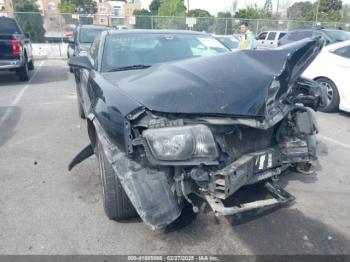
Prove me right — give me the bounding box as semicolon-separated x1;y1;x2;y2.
205;181;295;217
210;137;315;200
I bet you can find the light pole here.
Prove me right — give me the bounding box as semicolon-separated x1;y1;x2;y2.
187;0;190;12
315;0;321;24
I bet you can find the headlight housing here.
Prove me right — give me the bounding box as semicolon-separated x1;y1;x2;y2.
143;125;218;165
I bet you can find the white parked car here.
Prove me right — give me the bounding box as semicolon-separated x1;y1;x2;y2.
303;40;350;113
256;31;287;49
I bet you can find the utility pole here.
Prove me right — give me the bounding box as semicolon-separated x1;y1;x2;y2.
315;0;321;23
276;0;280;17
187;0;190;12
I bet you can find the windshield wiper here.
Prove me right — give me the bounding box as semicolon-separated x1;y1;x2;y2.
106;65;151;72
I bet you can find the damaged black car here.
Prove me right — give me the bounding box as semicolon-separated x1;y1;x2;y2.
68;29;327;230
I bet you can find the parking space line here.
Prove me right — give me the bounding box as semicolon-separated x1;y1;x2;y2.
0;60;45;126
318;135;350;150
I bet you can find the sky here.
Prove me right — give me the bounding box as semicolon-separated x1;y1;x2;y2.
140;0;350;15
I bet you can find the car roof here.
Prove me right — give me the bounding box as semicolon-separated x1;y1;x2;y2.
78;24;110;29
106;29;209;36
288;28;344;33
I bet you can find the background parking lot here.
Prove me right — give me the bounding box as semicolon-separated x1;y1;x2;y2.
0;59;350;255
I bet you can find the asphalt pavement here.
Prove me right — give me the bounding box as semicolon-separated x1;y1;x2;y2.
0;59;350;255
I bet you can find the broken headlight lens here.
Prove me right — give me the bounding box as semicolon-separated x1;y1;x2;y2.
143;125;218;162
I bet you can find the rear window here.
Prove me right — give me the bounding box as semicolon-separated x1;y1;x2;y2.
288;31;312;41
0;18;21;34
79;27;108;43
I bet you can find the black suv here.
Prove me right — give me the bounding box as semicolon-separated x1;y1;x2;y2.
0;17;34;81
279;28;350;46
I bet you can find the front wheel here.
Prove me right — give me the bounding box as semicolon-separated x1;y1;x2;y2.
97;140;137;221
16;62;29;81
316;77;340;113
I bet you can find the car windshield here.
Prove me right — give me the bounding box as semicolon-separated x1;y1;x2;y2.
102;33;229;72
0;18;21;34
79;27;108;43
216;37;239;50
326;30;350;42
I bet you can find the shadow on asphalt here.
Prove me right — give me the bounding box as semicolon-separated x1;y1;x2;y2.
0;65;69;86
0;71;26;86
31;65;69;85
0;106;21;147
158;181;350;254
339;111;350;119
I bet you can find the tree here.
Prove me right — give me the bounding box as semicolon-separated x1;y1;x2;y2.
59;0;97;14
287;1;313;19
342;4;350;22
158;0;186;16
215;12;232;35
188;9;213;32
133;9;152;29
156;0;186;29
304;0;343;22
58;1;76;13
263;0;273;17
13;0;45;42
234;6;269;19
149;0;160;15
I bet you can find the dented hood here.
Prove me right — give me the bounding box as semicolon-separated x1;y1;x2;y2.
103;38;323;118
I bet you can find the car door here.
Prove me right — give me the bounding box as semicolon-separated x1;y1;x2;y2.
265;32;277;48
80;34;101;115
257;32;268;49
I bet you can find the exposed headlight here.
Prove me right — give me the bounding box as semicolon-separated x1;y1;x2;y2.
143;125;218;163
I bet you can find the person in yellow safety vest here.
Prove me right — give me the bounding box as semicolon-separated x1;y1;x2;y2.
238;22;256;50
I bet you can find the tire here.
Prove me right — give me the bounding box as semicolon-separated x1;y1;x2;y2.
97;140;137;221
16;62;30;81
316;77;340;113
28;59;34;70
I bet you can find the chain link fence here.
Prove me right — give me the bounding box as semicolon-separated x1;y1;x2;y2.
2;12;349;57
5;12;350;42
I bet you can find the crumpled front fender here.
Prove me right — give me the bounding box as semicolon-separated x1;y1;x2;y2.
93;118;181;229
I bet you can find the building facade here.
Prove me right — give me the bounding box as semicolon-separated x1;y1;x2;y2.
0;0;14;16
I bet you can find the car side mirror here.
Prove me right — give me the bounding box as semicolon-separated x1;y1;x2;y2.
68;56;93;70
24;32;30;38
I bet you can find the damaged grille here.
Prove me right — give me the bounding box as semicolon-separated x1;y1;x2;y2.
224;126;276;160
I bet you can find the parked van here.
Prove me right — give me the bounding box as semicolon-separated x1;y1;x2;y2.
256;31;287;49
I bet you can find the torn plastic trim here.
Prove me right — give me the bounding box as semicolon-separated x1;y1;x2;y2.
92;117;181;229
